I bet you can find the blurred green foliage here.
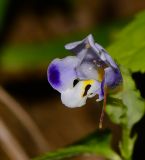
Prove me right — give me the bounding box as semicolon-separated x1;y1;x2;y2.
108;10;145;72
107;67;145;160
0;20;127;72
107;67;145;129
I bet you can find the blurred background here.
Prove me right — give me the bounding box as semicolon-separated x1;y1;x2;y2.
0;0;145;160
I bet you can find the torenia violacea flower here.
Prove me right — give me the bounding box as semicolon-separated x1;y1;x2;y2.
47;34;123;127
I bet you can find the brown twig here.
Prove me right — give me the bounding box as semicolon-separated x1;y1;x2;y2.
99;85;107;129
0;118;29;160
0;86;49;152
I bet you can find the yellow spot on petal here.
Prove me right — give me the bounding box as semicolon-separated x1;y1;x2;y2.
81;80;94;97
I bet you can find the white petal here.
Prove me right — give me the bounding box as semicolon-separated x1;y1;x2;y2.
87;81;101;98
87;34;100;53
65;41;82;50
61;80;101;108
61;81;87;108
96;95;104;102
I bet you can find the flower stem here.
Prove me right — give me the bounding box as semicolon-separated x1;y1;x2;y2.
119;127;136;160
99;85;108;129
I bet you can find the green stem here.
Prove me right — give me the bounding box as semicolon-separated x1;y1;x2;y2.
119;127;137;160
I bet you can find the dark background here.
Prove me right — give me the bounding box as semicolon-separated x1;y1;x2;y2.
0;0;145;160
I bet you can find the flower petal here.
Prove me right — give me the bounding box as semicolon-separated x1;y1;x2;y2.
65;35;110;71
95;43;118;69
48;34;123;107
61;79;101;108
65;34;100;57
65;34;118;70
76;62;98;80
47;56;80;92
87;80;103;100
61;81;87;108
104;67;123;89
103;53;118;69
65;41;83;53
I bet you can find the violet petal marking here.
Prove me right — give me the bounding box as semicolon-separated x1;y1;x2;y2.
48;56;79;92
104;67;123;89
101;79;105;97
48;64;60;87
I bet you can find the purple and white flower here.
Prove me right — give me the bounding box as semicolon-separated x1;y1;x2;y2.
47;34;123;108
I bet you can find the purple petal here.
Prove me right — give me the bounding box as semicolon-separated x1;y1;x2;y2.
47;56;79;92
95;43;118;69
65;34;119;71
104;53;118;68
65;34;100;57
65;34;113;70
65;41;83;52
104;67;123;89
100;79;105;97
76;62;98;80
93;81;104;101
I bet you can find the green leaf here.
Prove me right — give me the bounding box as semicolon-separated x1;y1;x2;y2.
119;130;137;160
108;10;145;72
122;90;145;128
33;131;121;160
106;97;127;125
106;67;145;129
106;67;145;160
121;67;145;129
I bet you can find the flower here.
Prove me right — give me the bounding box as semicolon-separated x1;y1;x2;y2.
47;34;123;108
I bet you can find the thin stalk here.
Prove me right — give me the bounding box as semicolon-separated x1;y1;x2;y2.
0;118;29;160
99;85;107;128
0;86;49;152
